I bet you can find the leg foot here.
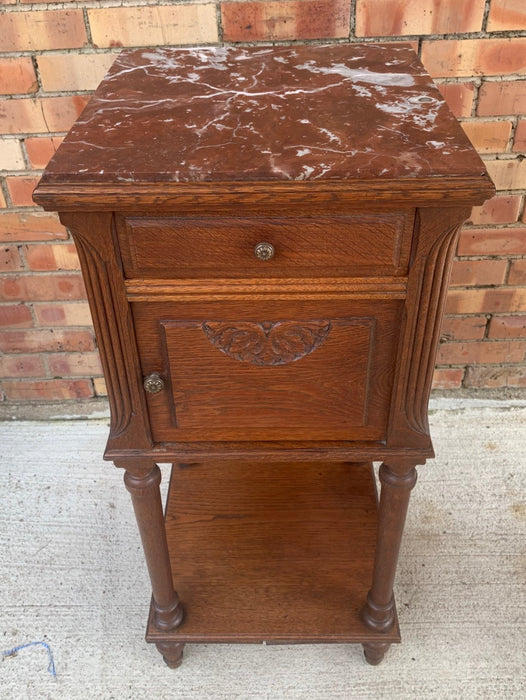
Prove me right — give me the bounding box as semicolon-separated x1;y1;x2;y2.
156;641;185;669
363;642;391;666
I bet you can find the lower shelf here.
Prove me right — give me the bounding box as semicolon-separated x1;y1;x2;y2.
146;460;400;645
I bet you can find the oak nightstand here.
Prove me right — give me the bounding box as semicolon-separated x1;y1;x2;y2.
34;43;493;667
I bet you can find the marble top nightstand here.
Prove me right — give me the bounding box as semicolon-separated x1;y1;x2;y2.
34;43;493;668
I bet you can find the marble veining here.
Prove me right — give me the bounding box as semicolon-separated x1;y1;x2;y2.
40;43;485;185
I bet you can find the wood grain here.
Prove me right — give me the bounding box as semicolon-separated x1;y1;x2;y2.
60;212;152;452
388;207;473;450
132;299;402;443
125;276;407;302
146;460;401;644
117;213;413;279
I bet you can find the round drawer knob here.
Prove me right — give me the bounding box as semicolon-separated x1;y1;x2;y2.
143;372;165;394
254;241;275;261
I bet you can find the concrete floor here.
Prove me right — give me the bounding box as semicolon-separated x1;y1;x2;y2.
0;402;525;699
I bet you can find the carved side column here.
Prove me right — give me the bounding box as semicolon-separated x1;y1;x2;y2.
361;460;418;665
60;212;152;452
389;207;472;450
119;462;184;634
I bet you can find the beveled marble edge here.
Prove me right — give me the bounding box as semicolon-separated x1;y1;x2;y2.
33;174;495;211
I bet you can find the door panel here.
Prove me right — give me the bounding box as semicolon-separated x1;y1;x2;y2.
133;299;402;443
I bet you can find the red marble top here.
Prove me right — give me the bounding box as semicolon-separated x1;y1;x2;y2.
39;43;487;186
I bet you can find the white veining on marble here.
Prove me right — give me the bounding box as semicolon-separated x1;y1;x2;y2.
294;61;416;87
42;44;484;184
375;95;442;130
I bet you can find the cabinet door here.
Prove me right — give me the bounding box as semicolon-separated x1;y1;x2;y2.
133;299;402;443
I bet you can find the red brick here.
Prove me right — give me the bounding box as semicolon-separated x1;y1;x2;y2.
436;339;526;365
1;96;86;139
450;259;508;287
21;0;76;3
436;82;475;118
1;245;24;272
0;354;45;378
485;159;526;191
48;352;102;377
478;81;526;116
0;98;48;134
421;38;526;78
0;140;26;170
464;364;526;388
24;137;64;169
355;0;484;37
0;189;6;208
446;287;526;314
0;10;87;52
34;302;92;327
0;273;86;302
512;120;526;152
37;53;117;92
6;176;41;207
487;0;526;31
2;379;93;401
23;243;80;271
222;0;351;41
508;259;526;284
0;212;67;242
461;120;512;153
93;376;107;396
440;315;488;341
0;328;94;353
488;315;526;338
431;368;465;390
0;304;33;328
0;57;38;95
40;96;90;133
467;195;522;225
458;227;526;255
88;5;218;48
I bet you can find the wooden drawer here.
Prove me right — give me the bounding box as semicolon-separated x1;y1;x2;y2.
132;298;402;444
117;213;414;279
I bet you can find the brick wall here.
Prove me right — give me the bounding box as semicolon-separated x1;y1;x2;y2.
0;0;525;408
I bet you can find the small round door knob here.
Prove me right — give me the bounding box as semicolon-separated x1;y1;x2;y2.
143;372;165;394
254;241;275;261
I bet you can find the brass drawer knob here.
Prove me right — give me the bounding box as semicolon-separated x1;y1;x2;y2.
143;372;165;394
254;241;274;261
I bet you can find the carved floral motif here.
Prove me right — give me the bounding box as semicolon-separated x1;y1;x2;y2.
202;320;331;366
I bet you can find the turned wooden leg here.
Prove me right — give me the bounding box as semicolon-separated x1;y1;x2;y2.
119;462;184;633
362;642;391;666
361;460;418;663
155;641;185;669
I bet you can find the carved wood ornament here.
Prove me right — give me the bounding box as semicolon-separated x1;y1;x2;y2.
72;227;134;437
202;320;332;365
